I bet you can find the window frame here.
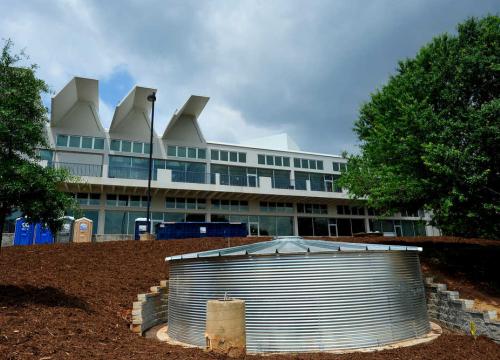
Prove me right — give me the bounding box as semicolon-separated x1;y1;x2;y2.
81;136;93;149
56;134;69;147
93;137;105;150
69;135;81;148
121;140;132;152
110;139;121;151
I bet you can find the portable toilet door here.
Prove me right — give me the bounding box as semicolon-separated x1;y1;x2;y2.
13;218;35;246
134;218;151;240
34;223;54;245
56;216;75;243
73;217;93;243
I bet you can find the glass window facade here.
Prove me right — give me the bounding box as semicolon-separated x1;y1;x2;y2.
108;139;150;154
110;139;121;151
188;148;197;158
82;137;93;149
165;197;206;210
177;147;186;157
38;149;53;164
69;135;81;147
210;149;245;163
333;161;347;172
56;134;68;147
293;157;324;170
212;199;249;212
89;193;100;205
57;134;105;150
260;202;293;213
104;211;128;234
337;218;352;236
167;145;206;159
257;154;290;167
93;137;105;150
82;210;99;235
168;146;177;156
297;203;327;214
121;141;132;152
132;142;143;153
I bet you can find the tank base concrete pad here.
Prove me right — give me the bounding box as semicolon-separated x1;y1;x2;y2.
144;322;442;354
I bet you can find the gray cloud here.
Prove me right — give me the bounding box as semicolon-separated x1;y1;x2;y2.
1;0;497;154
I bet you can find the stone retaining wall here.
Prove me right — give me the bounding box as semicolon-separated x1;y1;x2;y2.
95;234;134;242
130;280;169;335
425;277;500;343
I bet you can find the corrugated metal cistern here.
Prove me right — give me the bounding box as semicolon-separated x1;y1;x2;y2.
166;237;430;353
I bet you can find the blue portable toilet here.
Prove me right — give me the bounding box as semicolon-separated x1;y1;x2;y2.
34;223;54;245
134;218;151;240
56;216;75;243
13;218;35;246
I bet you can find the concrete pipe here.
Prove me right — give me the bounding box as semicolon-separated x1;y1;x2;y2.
205;299;246;358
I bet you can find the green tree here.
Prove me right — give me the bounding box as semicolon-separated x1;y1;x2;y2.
339;16;500;239
0;39;76;248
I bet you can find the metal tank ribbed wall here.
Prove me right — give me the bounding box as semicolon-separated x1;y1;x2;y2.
167;250;430;352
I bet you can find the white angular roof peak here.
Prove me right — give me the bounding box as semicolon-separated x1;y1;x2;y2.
241;133;301;151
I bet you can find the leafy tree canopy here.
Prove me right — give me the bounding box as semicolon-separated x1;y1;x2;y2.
0;39;76;246
339;16;500;239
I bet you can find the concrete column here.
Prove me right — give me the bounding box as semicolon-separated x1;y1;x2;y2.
293;214;299;236
364;216;371;232
97;192;106;235
205;299;246;358
206;199;212;222
102;151;109;178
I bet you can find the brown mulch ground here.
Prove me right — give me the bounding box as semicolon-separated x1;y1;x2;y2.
0;236;499;360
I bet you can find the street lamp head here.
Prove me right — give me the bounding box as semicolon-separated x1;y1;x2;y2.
147;92;156;102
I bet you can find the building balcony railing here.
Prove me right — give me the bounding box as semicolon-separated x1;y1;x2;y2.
51;162;103;177
108;166;150;180
218;174;258;187
56;163;345;195
171;171;214;184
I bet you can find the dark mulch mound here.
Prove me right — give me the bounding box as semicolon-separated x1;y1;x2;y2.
314;236;500;303
0;237;499;359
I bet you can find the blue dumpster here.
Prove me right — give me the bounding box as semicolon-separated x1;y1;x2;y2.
34;223;54;244
134;218;151;240
13;218;35;246
156;222;248;240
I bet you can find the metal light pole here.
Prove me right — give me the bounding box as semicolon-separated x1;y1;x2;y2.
146;92;156;234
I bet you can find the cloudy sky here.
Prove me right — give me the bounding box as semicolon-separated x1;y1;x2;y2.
1;1;497;154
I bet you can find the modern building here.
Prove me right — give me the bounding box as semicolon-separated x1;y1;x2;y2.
39;77;440;240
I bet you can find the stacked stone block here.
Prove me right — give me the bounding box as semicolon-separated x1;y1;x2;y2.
130;280;169;335
425;277;500;343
